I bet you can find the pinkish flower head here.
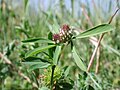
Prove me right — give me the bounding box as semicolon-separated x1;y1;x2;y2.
61;24;70;31
53;34;61;43
52;24;73;44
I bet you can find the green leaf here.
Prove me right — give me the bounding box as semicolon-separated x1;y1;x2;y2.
23;62;46;65
46;22;60;34
52;23;60;34
88;73;102;90
22;37;54;43
23;62;51;72
39;87;50;90
46;22;55;34
76;24;114;39
53;46;61;65
48;32;55;58
25;45;56;58
24;56;51;63
72;46;87;71
64;66;72;77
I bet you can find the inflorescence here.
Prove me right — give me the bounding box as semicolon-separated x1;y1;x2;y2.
52;24;73;44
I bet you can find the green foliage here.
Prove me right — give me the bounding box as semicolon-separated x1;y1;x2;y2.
0;0;120;90
21;22;114;89
44;66;62;86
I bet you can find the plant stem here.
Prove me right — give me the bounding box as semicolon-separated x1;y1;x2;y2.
87;34;104;72
50;65;56;90
87;8;120;72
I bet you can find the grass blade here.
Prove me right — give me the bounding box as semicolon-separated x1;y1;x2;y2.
88;73;102;90
46;22;60;34
24;0;28;10
103;44;120;56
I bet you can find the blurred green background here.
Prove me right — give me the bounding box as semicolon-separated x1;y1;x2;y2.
0;0;120;89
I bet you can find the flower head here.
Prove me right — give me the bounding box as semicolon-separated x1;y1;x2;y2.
53;34;61;43
53;24;73;44
61;24;70;31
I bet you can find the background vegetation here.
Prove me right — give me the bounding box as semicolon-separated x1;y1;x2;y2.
0;0;120;90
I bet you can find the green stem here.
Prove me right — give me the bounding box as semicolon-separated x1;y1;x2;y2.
50;65;56;90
